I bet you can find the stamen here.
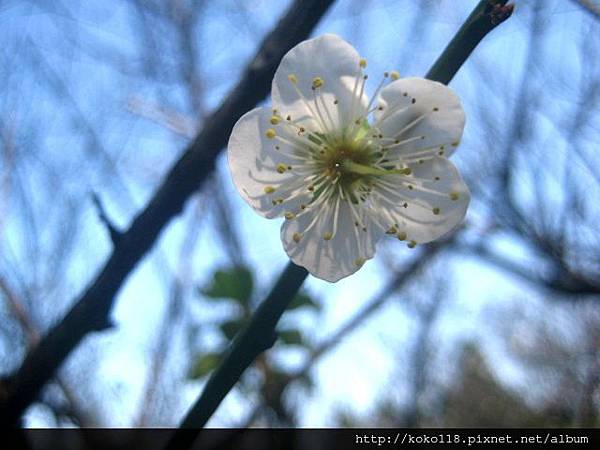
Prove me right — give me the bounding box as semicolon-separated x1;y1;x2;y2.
330;194;341;239
287;75;328;134
393;112;429;138
364;72;389;115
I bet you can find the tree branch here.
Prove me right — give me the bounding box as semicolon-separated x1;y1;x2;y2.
91;192;122;246
426;0;513;84
0;0;335;425
165;262;308;450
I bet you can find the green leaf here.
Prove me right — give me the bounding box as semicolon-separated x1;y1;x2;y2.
188;352;221;380
201;266;254;305
288;292;321;311
220;319;245;341
279;329;304;346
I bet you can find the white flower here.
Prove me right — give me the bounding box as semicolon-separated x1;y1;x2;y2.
228;34;470;282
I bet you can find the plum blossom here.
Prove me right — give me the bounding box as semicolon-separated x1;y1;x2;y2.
228;34;470;282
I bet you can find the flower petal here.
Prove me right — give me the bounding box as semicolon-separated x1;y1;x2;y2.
280;200;384;282
372;157;470;243
228;106;313;218
374;77;465;159
271;34;368;131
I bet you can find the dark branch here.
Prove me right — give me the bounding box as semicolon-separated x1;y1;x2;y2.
91;192;122;246
165;262;308;449
426;0;514;84
463;241;600;297
0;0;334;425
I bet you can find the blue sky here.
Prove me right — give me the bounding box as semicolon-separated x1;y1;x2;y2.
1;0;597;426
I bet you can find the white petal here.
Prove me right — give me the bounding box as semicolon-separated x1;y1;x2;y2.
372;157;470;243
228;106;313;218
280;200;384;282
272;34;368;131
374;77;465;158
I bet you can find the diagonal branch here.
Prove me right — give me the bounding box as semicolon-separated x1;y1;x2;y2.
0;0;335;425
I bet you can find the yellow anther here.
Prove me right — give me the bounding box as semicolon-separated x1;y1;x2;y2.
270;115;280;125
449;192;460;201
323;232;333;241
402;167;412;175
265;128;276;139
407;240;417;249
386;225;398;235
452;141;460;147
432;207;441;215
390;71;400;81
312;77;324;89
359;58;367;68
397;231;407;241
276;198;284;204
288;74;297;84
276;163;287;174
264;186;276;194
284;212;295;220
432;107;439;112
293;232;302;243
354;257;365;267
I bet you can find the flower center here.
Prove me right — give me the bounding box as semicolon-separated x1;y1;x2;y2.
317;135;378;198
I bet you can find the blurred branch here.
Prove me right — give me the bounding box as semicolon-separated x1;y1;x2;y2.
165;262;308;449
91;192;123;246
0;0;335;425
573;0;600;19
404;281;447;427
462;240;600;296
0;275;97;427
0;275;39;349
136;198;205;427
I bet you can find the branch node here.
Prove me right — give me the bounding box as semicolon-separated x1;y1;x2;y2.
488;2;515;25
91;192;123;246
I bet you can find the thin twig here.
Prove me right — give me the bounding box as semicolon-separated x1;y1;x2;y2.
426;0;514;84
91;192;122;246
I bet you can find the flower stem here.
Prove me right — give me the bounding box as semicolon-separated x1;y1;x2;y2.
426;0;514;84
